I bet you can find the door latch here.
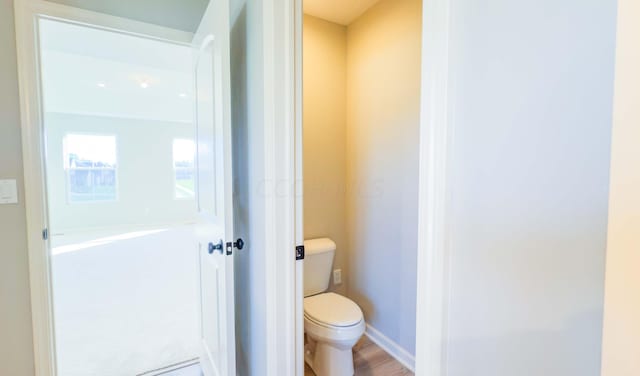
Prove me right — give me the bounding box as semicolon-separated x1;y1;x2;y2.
226;238;245;255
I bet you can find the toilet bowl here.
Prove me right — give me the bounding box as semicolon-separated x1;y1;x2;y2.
304;293;365;376
303;238;364;376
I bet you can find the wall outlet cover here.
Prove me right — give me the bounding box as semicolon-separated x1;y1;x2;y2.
0;179;18;204
333;269;342;285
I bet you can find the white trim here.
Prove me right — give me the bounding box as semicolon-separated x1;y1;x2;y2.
261;0;279;372
63;132;120;204
293;0;305;373
414;0;453;375
365;324;416;372
262;0;298;374
13;1;194;375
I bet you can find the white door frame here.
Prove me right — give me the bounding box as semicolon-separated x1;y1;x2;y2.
13;1;193;375
414;0;453;374
283;0;454;374
262;0;299;373
293;0;305;373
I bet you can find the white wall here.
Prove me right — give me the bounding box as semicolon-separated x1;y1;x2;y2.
0;1;36;375
229;0;270;374
44;112;196;232
302;15;348;295
345;0;422;356
444;0;617;374
601;0;640;374
230;0;262;373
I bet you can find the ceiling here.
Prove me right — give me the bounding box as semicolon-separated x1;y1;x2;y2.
48;0;209;32
40;19;194;123
303;0;383;25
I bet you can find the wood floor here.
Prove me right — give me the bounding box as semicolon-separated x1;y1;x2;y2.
304;336;414;376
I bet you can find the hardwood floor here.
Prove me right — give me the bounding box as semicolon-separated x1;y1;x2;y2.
304;336;414;376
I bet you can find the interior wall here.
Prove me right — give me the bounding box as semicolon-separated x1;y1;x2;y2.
601;0;640;374
444;0;617;374
230;1;259;374
229;0;274;373
302;14;347;295
44;112;196;232
0;0;36;375
345;0;422;356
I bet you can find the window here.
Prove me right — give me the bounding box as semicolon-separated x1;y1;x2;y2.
173;139;196;199
63;134;117;202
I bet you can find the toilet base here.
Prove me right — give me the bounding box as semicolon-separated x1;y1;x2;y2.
305;335;355;376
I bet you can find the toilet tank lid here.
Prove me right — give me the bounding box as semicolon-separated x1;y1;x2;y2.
304;238;336;255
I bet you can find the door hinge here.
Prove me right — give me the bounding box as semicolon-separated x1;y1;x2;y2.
42;228;48;241
296;245;304;260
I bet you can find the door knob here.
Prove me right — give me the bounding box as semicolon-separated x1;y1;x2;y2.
208;240;223;254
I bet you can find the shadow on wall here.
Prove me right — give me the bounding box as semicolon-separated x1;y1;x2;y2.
230;2;251;376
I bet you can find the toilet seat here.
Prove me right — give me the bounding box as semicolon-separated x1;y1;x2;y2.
303;292;365;376
304;292;363;328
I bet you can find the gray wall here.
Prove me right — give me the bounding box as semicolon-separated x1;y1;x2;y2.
345;0;421;355
230;0;269;374
444;0;617;374
0;0;35;375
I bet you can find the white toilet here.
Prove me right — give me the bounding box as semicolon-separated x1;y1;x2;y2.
303;238;365;376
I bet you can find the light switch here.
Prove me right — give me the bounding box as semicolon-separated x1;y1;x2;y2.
0;179;18;204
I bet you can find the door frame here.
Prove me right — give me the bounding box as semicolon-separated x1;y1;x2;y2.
261;0;299;374
13;1;193;375
414;0;453;373
285;0;453;374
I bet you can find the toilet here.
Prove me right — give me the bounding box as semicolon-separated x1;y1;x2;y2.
303;238;365;376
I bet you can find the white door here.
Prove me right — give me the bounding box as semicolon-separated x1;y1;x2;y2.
192;0;236;375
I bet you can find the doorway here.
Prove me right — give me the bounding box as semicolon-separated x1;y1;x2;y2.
39;18;200;375
299;0;422;374
16;0;237;375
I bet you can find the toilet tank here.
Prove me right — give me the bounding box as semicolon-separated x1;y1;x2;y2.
303;238;336;297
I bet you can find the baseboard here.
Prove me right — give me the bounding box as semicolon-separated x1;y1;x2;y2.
365;323;416;372
137;358;199;376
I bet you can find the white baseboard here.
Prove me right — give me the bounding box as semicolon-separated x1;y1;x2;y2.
364;323;416;372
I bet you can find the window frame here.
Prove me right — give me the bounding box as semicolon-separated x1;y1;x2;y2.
63;132;119;204
172;138;196;200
